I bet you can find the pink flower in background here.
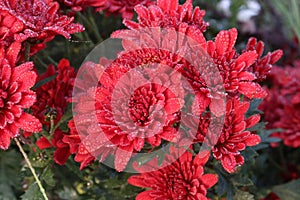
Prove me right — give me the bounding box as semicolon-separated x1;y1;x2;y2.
260;64;300;148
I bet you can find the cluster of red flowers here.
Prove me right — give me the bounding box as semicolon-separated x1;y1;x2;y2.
260;61;300;148
107;0;281;172
0;0;286;199
0;0;82;149
32;59;76;165
65;0;282;198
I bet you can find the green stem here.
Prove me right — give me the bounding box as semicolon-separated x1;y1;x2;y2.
24;42;31;62
14;138;49;200
49;115;55;135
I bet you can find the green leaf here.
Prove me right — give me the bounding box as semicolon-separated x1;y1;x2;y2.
215;166;234;199
20;183;44;200
241;147;259;162
0;150;22;200
232;176;254;187
233;190;255;200
32;74;57;90
273;179;300;200
57;187;79;200
246;99;263;117
42;167;55;187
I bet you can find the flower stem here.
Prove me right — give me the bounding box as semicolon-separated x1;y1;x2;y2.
24;42;31;62
14;138;49;200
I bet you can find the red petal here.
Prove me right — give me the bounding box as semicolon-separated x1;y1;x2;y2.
0;113;7;128
201;174;218;188
18;91;36;108
237;71;256;81
194;150;211;166
135;190;153;200
115;145;133;172
11;62;34;81
238;82;267;99
215;28;237;56
6;42;21;66
15;113;42;133
210;98;226;117
0;129;11;150
244;134;261;146
36;136;52;150
158;0;178;11
235;51;258;71
221;154;236;173
245;114;260;128
127;175;148;187
54;147;71;165
270;50;283;64
16;71;37;92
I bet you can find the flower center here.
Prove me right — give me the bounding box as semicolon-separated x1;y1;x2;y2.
128;88;155;126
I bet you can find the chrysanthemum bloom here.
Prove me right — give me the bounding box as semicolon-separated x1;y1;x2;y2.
183;97;261;173
202;28;282;99
96;0;154;19
63;119;96;169
32;59;76;165
58;0;105;12
36;129;72;164
188;97;261;173
211;97;261;173
114;0;208;35
128;148;218;200
0;0;84;52
260;65;300;148
94;61;183;171
32;59;75;127
0;42;42;149
244;37;283;82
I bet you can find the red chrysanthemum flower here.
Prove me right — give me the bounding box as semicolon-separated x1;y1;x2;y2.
260;64;300;148
32;58;75;127
96;0;154;19
94;60;182;171
0;42;42;149
0;0;84;50
58;0;105;12
184;97;261;173
211;97;261;173
115;0;208;34
203;28;282;99
128;148;218;200
244;37;283;82
32;59;76;165
63;119;96;169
